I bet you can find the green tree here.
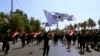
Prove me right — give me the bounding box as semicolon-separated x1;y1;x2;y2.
10;9;30;32
30;17;41;32
34;20;41;31
30;17;35;32
24;24;32;33
0;12;10;33
0;12;6;24
0;9;41;33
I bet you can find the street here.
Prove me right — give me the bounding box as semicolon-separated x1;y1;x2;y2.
0;40;100;56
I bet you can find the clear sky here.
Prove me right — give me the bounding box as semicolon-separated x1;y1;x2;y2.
0;0;100;31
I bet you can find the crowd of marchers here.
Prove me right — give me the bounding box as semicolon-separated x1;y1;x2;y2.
0;30;100;55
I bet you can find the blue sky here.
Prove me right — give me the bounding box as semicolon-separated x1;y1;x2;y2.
0;0;100;31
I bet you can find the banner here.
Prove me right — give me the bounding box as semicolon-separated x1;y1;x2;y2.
52;12;75;21
43;10;75;25
43;10;58;25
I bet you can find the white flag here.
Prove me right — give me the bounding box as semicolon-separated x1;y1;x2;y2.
53;12;66;21
53;12;74;21
43;10;58;25
66;15;75;21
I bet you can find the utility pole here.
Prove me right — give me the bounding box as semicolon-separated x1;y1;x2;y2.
10;0;13;32
11;0;13;20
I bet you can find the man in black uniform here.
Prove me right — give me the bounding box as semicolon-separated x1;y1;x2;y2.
43;32;50;56
20;33;26;48
79;32;86;54
85;33;91;52
66;33;72;50
2;33;11;54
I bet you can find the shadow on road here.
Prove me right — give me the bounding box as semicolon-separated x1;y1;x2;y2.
0;54;5;56
11;47;22;50
27;44;39;47
28;52;33;55
39;47;44;50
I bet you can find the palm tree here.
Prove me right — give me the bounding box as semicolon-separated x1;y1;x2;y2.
87;18;96;29
68;24;74;30
80;21;87;30
98;19;100;29
80;21;88;32
78;23;81;31
74;24;78;30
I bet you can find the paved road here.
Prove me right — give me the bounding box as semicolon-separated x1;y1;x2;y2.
49;41;100;56
0;40;100;56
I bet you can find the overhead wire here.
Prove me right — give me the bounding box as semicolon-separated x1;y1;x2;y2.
15;0;24;10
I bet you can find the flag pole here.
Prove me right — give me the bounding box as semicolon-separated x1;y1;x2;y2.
49;27;51;31
57;22;58;31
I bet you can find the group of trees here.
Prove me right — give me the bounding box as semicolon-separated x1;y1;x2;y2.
0;9;41;34
66;18;100;32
